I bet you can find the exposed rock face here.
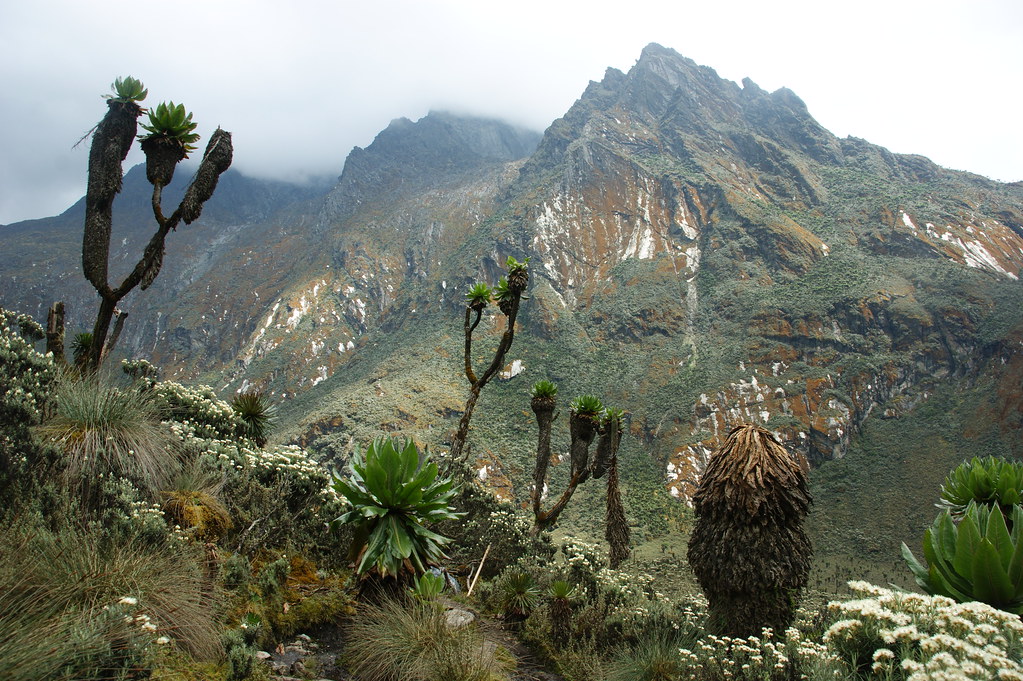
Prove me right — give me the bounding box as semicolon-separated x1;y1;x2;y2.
2;46;1022;509
473;44;1023;502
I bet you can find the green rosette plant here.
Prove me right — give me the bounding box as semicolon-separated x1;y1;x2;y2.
331;437;462;580
104;76;148;103
505;255;530;293
498;572;540;619
569;395;604;418
902;501;1023;614
529;380;558;401
939;456;1023;520
230;391;276;447
139;101;200;187
494;277;515;315
409;572;445;600
139;101;200;152
465;282;492;311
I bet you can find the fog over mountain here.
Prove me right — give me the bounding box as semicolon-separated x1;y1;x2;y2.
1;1;1020;225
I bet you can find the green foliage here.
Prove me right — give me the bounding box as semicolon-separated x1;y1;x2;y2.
547;579;580;601
903;502;1023;613
230;390;277;447
0;309;57;508
530;379;558;399
331;436;462;579
823;580;1023;678
569;394;604;416
505;255;530;275
139;101;200;154
601;406;626;425
159;465;232;543
153;380;239;439
411;571;446;600
0;523;221;679
256;556;291;612
465;282;493;309
0;310;349;676
939;456;1023;519
439;484;554;579
497;572;541;618
121;358;160;386
222;627;256;681
171;417;344;562
606;630;689;681
345;594;516;681
493;276;512;302
104;75;148;103
223;553;251;591
71;331;93;367
1;308;46;343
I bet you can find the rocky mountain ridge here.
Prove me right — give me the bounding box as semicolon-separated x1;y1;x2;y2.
2;46;1022;528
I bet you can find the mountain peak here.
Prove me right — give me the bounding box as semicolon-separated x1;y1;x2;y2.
322;111;540;222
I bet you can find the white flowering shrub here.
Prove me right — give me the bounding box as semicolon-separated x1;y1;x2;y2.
823;581;1023;680
122;358;160;385
153;381;240;440
0;309;56;424
167;420;346;561
560;536;655;605
89;476;189;547
0;310;58;508
441;482;553;577
679;623;844;680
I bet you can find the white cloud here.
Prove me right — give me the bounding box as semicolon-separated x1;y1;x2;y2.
1;0;1020;223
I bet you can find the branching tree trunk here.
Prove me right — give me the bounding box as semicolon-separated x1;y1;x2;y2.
80;86;233;372
449;258;528;473
530;396;628;552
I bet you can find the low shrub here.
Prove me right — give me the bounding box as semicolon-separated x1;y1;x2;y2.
823;580;1023;679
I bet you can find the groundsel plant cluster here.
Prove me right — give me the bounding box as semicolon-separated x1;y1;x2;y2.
824;581;1023;680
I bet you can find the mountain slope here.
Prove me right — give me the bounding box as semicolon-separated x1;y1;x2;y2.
283;46;1023;564
3;47;1023;563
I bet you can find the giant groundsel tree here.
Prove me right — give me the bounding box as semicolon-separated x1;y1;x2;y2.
449;256;529;470
687;423;812;636
78;77;232;371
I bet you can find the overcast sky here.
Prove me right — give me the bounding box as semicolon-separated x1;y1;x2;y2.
1;0;1019;225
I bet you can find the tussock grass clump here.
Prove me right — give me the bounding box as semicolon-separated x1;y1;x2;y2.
37;375;180;495
606;630;691;681
345;595;515;681
0;523;220;680
160;459;232;542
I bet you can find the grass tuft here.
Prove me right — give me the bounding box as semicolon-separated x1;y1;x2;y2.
345;595;515;681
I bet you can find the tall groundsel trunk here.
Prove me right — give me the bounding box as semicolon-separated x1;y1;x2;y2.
605;453;630;568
